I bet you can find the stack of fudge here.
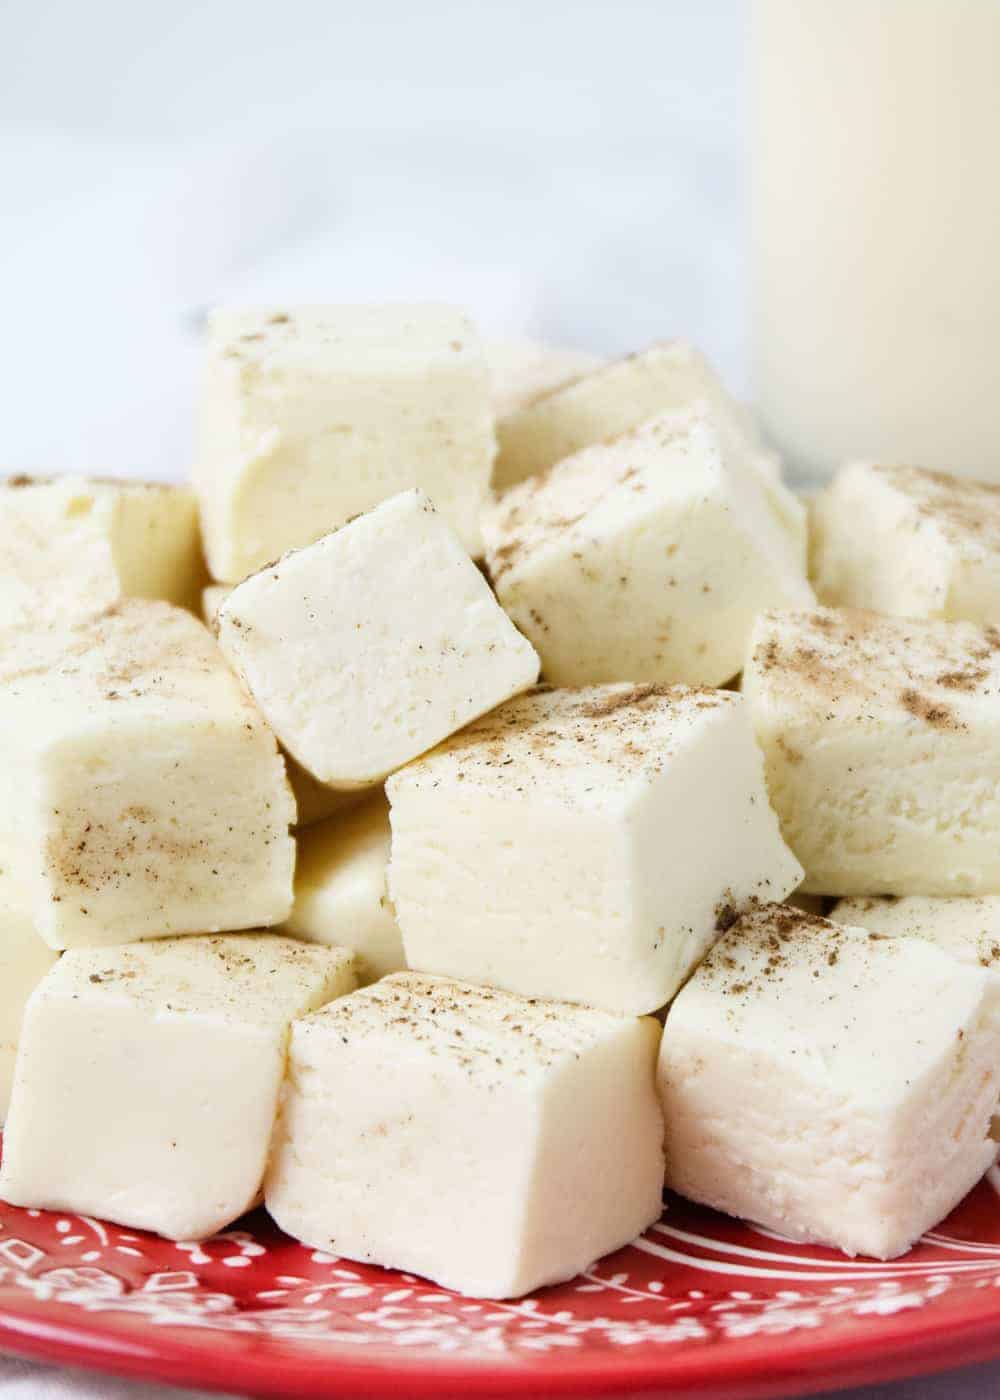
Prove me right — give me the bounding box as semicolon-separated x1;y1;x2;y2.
2;306;1000;1299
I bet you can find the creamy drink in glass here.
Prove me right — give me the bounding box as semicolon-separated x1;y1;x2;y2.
751;0;1000;484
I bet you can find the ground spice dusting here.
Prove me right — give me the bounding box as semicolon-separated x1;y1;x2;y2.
879;465;1000;550
391;683;732;809
312;974;615;1087
937;666;990;691
776;735;803;765
714;898;738;935
578;682;665;718
699;904;855;1003
899;688;958;730
754;608;1000;727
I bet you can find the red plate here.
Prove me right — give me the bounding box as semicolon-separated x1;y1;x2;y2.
2;1164;1000;1400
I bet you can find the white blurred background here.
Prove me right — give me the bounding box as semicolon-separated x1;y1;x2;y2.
0;0;743;479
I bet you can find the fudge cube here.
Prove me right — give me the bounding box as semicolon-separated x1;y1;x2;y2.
203;579;346;828
216;490;539;790
831;895;1000;971
0;895;58;1120
387;684;802;1014
658;905;1000;1259
485;338;603;420
483;408;813;687
0;934;357;1239
265;972;664;1297
0;474;205;627
743;607;1000;895
195;304;495;580
284;794;404;981
494;339;782;490
0;599;295;948
811;462;1000;623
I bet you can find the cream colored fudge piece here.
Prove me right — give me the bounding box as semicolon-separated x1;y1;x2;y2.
811;462;1000;622
387;684;802;1014
195;304;495;580
0;600;295;949
284;795;403;981
204;577;349;828
483;408;813;687
831;895;1000;970
266;972;663;1297
201;583;231;626
743;607;1000;895
217;491;539;791
0;897;58;1120
658;904;1000;1259
205;582;345;828
484;339;603;420
494;339;782;490
0;474;205;625
0;935;356;1240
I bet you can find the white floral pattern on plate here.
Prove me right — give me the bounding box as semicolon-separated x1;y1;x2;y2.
2;1170;1000;1361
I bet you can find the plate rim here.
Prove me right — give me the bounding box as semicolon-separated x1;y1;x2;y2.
3;1267;1000;1400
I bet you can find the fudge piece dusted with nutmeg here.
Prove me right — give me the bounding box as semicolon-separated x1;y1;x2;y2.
831;895;1000;971
283;794;405;982
203;580;349;827
743;608;1000;895
484;338;603;420
0;893;58;1120
811;462;1000;623
0;600;295;948
387;683;802;1014
493;339;784;491
195;304;495;580
217;490;539;791
483;407;813;688
658;904;1000;1259
0;935;357;1239
265;972;664;1297
0;474;205;627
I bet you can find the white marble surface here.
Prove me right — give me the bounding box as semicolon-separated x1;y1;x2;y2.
1;0;999;1395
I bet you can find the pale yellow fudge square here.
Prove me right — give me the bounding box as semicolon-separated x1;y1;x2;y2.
811;462;1000;622
743;607;1000;895
195;304;495;580
0;474;205;625
494;339;779;490
484;407;812;687
0;894;58;1121
216;490;539;790
659;905;1000;1259
0;935;357;1239
484;338;603;420
284;794;404;982
0;600;295;948
265;972;664;1297
387;684;802;1014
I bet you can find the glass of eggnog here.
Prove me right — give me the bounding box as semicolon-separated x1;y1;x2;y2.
750;0;1000;484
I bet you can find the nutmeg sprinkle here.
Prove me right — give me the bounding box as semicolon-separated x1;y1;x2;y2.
751;606;1000;731
299;972;631;1090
